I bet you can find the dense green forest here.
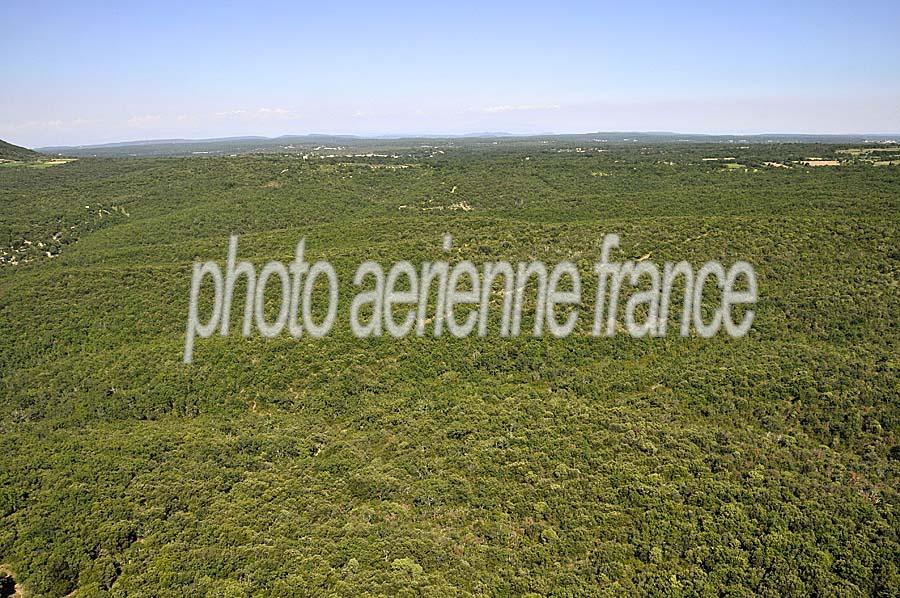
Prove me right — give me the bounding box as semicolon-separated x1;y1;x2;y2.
0;140;40;162
1;140;898;596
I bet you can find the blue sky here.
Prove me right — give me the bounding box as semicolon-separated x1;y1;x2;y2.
2;0;899;146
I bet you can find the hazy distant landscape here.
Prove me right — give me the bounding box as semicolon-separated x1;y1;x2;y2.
35;132;900;158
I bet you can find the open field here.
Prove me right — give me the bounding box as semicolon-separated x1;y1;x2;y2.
0;158;78;170
1;141;898;596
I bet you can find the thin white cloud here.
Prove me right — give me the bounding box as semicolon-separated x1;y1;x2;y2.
1;118;94;131
476;104;561;113
256;107;294;117
214;108;297;119
127;114;162;127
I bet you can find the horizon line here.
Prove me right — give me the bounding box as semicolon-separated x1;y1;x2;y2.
31;130;900;150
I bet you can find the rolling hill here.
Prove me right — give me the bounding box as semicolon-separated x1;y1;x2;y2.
0;139;41;161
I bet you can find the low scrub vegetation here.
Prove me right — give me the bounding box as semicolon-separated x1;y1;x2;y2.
0;141;897;595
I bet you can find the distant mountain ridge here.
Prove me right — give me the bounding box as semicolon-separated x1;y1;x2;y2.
0;139;41;161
